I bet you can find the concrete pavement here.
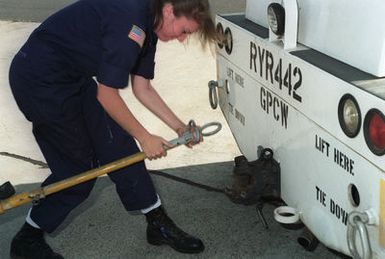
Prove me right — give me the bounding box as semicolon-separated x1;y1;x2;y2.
0;0;246;22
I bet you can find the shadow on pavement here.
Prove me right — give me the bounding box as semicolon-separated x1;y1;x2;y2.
0;161;344;259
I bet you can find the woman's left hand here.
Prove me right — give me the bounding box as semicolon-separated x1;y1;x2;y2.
176;123;203;148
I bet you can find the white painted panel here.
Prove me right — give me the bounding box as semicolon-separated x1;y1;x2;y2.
215;13;385;257
245;0;385;76
217;56;385;257
216;15;385;171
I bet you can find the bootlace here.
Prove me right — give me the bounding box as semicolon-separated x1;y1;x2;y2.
151;209;190;238
167;218;192;238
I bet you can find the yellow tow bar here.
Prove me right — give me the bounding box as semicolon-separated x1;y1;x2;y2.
0;120;221;215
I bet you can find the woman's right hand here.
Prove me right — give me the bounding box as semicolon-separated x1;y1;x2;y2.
138;134;173;160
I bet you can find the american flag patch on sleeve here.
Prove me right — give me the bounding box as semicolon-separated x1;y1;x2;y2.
128;25;146;48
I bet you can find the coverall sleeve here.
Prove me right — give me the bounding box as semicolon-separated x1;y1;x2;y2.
97;10;147;88
131;33;157;79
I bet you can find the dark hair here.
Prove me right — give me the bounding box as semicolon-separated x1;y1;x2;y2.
152;0;217;46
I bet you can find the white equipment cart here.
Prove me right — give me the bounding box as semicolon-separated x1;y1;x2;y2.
209;0;385;258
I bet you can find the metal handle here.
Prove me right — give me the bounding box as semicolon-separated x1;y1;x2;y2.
167;120;222;148
347;211;372;259
208;80;219;109
201;122;222;136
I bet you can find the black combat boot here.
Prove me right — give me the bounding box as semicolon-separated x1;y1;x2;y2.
145;207;204;253
10;223;64;259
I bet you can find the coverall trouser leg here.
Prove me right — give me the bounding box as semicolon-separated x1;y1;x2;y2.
9;42;158;233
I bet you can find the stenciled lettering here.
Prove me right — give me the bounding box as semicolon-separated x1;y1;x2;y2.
316;186;327;207
235;108;245;125
334;148;354;176
330;199;348;225
315;135;330;157
260;86;289;129
250;41;303;103
315;186;349;226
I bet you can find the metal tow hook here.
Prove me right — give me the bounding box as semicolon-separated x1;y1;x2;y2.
347;211;372;259
168;120;222;148
208;80;222;109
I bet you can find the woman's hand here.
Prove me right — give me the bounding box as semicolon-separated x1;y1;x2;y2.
176;123;203;148
139;134;173;160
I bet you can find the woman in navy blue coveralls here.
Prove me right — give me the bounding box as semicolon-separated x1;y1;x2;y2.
8;0;217;258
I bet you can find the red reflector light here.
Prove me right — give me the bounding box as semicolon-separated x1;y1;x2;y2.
364;109;385;155
368;113;385;149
